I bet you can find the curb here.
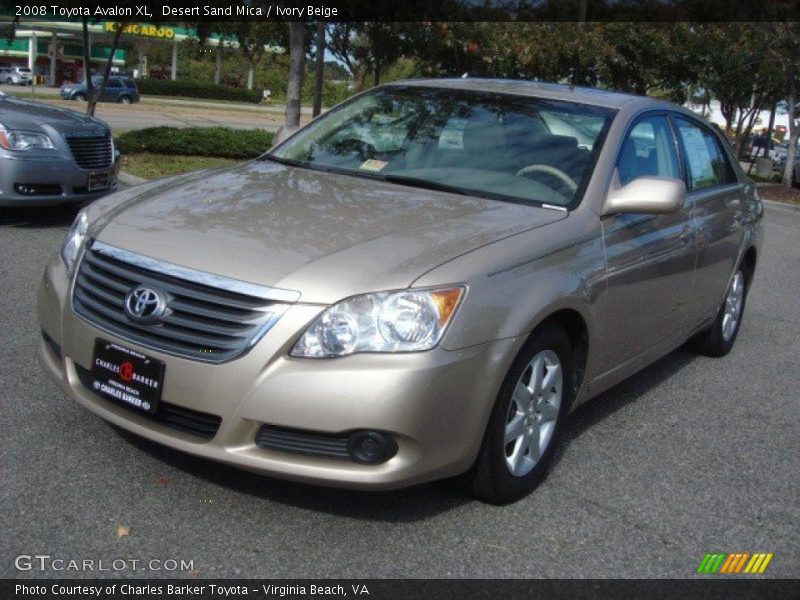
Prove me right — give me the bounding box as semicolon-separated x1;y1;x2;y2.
762;198;800;212
118;171;148;186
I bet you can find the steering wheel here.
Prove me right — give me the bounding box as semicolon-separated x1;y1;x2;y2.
515;164;578;194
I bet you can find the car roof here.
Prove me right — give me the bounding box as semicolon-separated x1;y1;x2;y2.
384;78;667;110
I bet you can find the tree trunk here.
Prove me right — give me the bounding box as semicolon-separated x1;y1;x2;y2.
782;71;798;187
285;22;306;128
373;60;381;87
312;22;325;118
81;17;95;115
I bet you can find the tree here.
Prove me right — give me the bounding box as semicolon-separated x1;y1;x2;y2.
312;22;325;118
285;22;306;128
768;24;800;187
697;24;783;156
327;23;410;89
233;22;284;90
81;17;126;118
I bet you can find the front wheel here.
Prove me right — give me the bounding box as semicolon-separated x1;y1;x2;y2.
691;269;747;357
73;93;86;101
465;324;573;504
118;95;132;104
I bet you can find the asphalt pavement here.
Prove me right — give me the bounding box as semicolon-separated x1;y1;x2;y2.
0;200;798;579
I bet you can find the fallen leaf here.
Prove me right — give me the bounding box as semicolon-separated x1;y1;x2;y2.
188;570;200;577
154;475;170;486
116;526;130;538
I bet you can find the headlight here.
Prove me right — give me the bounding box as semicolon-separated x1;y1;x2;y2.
61;211;89;275
291;286;464;358
0;125;55;151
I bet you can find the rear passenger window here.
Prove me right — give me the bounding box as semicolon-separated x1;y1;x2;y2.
674;117;737;191
616;116;679;186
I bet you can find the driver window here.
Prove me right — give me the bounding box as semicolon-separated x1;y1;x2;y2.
617;116;679;186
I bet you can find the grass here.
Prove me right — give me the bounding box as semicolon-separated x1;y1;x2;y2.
120;153;239;180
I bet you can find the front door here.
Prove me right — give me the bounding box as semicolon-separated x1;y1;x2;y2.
596;113;698;375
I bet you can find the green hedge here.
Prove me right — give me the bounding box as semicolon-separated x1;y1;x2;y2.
135;79;263;104
116;127;274;159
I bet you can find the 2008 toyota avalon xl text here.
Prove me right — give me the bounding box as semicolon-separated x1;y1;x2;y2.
37;80;763;504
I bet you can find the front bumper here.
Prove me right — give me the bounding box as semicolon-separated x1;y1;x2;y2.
0;154;117;206
37;254;518;490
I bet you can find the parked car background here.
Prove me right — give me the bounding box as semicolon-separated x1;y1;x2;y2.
0;66;33;85
0;91;118;207
743;135;777;161
60;76;140;104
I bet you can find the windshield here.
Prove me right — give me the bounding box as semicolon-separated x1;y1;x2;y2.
271;86;613;207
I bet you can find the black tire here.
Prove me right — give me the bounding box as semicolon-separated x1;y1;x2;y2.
5;78;12;84
465;324;574;504
118;95;132;104
690;268;749;357
73;93;86;101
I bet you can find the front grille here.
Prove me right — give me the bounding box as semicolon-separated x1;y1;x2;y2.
75;364;221;440
255;425;352;460
65;134;113;170
72;241;294;363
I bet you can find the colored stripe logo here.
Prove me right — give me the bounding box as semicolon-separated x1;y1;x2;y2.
696;552;773;574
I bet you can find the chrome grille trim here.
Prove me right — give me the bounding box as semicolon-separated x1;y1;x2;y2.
72;240;297;363
91;241;300;303
65;134;113;170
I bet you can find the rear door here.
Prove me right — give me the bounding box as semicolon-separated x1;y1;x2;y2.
101;78;122;101
670;114;745;328
597;113;698;374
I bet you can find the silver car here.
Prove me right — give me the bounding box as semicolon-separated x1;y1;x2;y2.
0;66;33;85
37;80;763;504
0;92;117;207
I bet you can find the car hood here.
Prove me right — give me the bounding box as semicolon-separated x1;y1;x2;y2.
93;160;567;304
0;96;108;133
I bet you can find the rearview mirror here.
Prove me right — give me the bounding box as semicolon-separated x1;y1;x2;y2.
603;176;686;216
271;125;299;148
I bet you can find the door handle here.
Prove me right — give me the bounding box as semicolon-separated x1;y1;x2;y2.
679;225;695;243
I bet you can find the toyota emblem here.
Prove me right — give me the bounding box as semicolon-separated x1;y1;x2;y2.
124;285;166;323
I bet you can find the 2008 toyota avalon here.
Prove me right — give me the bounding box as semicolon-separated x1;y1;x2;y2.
37;80;763;504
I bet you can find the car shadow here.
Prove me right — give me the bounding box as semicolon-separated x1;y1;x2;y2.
111;345;699;520
556;346;698;457
112;426;472;522
0;203;84;228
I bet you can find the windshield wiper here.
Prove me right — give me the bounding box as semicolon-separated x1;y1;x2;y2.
260;153;309;168
379;174;469;196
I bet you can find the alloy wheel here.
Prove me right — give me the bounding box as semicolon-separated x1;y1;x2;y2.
722;271;744;342
504;349;562;477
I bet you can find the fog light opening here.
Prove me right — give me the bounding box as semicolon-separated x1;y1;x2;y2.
347;431;398;465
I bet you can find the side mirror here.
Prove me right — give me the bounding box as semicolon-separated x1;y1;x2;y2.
603;176;686;216
271;125;299;148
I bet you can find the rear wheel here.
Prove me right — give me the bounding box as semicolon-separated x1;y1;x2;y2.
5;78;12;84
465;324;573;504
691;269;747;357
118;95;132;104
